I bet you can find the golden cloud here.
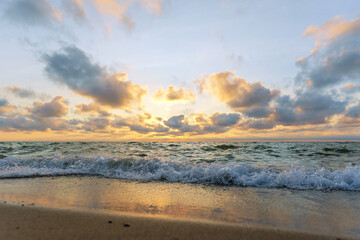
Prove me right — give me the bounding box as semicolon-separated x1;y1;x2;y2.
153;86;196;102
304;16;360;51
93;0;164;30
198;71;280;112
29;96;68;118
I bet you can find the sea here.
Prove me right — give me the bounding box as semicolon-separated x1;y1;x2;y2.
0;141;359;191
1;141;360;237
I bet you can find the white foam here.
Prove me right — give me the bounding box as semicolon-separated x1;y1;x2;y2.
0;155;360;190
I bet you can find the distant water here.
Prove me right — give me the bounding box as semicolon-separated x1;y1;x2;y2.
0;142;359;191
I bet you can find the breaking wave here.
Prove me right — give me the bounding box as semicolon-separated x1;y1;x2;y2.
1;155;360;191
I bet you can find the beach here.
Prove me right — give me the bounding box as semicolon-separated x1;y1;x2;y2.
0;202;349;240
2;0;360;238
1;176;359;239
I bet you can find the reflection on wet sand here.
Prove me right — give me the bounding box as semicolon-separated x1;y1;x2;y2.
0;176;360;237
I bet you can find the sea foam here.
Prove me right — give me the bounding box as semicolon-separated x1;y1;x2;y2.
0;155;360;191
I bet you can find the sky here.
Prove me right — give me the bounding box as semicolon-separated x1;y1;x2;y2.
0;0;359;141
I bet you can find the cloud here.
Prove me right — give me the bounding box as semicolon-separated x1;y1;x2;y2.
209;113;240;127
62;0;86;21
75;102;110;116
3;0;165;33
153;86;196;102
93;0;134;30
163;115;201;133
111;112;242;135
346;104;360;118
273;90;347;125
5;86;36;98
113;113;169;134
238;119;276;130
0;97;71;132
4;86;51;100
0;99;16;115
112;112;242;135
303;16;360;51
335;103;360;129
198;71;280;115
0;99;7;106
93;0;164;30
296;16;360;88
200;112;241;134
80;116;111;132
139;0;164;15
28;96;68;118
341;84;360;94
241;107;274;118
3;0;62;27
0;115;70;132
161;112;241;135
43;45;147;109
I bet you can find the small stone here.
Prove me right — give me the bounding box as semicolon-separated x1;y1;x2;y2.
108;221;112;224
123;223;130;227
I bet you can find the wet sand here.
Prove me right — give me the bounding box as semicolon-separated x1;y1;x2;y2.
1;176;359;239
0;203;351;240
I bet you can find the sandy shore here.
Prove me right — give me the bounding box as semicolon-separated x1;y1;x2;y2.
1;176;359;239
0;202;350;240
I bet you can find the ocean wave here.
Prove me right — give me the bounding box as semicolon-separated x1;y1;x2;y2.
0;156;360;191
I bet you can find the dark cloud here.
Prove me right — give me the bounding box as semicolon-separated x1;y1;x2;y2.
209;113;240;127
0;115;70;131
273;90;347;125
198;113;241;134
75;102;110;116
239;119;276;130
113;114;169;134
296;17;360;88
0;98;15;115
296;50;360;88
162;113;241;135
112;112;242;135
29;96;68;118
346;104;360;118
112;112;241;135
5;86;51;100
114;120;169;134
80;117;111;132
0;99;8;107
241;107;274;118
341;84;360;94
3;0;62;27
164;115;200;133
336;104;360;128
43;45;147;109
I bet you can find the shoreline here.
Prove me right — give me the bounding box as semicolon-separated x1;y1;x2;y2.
1;176;359;239
0;202;352;240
